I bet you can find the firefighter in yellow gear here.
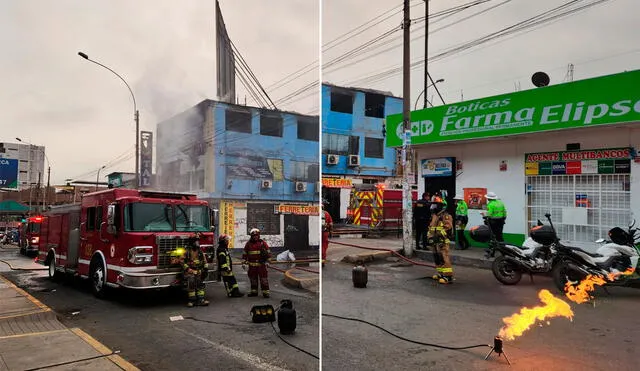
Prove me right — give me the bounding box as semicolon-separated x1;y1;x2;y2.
182;234;209;307
217;234;244;298
428;197;455;284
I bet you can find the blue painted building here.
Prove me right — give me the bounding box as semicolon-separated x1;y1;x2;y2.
321;83;402;221
156;100;320;251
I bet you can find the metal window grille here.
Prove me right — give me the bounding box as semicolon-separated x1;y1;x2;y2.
526;174;631;242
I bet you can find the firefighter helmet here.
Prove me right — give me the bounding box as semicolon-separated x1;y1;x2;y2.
219;234;231;243
250;228;260;236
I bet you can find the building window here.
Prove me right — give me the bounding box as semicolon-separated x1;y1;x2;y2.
225;109;252;133
364;93;385;118
19;170;27;174
291;161;319;182
247;203;280;235
364;137;384;158
330;91;354;114
322;133;359;155
297;117;319;141
86;207;96;231
260;114;283;137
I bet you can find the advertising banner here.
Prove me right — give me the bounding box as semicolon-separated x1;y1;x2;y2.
220;201;236;248
524;148;631;176
0;159;19;189
140;131;153;187
386;70;640;147
421;158;453;177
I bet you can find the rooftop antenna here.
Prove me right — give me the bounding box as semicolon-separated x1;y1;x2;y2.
565;63;575;82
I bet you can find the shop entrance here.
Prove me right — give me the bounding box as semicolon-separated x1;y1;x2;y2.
284;214;309;251
322;187;341;223
422;157;457;215
526;174;631;242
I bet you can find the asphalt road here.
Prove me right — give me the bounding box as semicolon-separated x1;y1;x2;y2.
322;259;640;371
0;248;319;371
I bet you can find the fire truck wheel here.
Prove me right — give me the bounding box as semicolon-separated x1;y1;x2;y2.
89;257;108;298
47;252;61;282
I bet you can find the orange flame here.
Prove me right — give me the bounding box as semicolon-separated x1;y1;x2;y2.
563;274;607;304
499;289;574;341
607;267;635;281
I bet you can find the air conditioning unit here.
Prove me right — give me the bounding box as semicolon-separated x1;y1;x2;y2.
348;155;360;166
261;179;272;189
295;181;307;192
326;154;339;165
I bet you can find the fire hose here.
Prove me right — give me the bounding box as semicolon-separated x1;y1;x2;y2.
327;240;436;268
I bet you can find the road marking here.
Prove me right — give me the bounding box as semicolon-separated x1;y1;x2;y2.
0;274;50;311
0;329;67;340
71;328;140;371
171;325;291;371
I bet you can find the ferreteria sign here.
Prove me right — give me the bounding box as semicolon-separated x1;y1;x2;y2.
385;69;640;147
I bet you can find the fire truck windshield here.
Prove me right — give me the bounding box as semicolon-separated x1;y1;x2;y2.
123;203;211;232
124;203;174;232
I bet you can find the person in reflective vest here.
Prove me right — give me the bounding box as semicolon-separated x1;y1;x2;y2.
217;234;244;298
182;234;209;307
428;198;454;284
322;200;333;266
242;228;271;298
482;191;507;242
453;194;469;250
413;192;431;250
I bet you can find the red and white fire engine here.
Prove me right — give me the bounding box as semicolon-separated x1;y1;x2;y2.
20;215;44;256
36;188;216;298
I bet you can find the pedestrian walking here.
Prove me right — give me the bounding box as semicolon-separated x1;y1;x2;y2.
482;191;507;242
217;234;244;298
428;197;455;284
413;192;431;250
453;194;469;250
242;228;271;298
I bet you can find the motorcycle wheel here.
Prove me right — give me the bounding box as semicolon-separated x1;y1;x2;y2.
552;261;586;293
491;256;522;285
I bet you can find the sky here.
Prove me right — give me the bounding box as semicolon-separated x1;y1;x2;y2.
322;0;640;108
0;0;319;185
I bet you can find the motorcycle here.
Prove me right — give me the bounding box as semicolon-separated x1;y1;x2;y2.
545;214;640;292
469;217;556;285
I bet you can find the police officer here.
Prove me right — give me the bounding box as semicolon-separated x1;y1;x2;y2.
182;234;209;307
413;192;431;250
482;191;507;242
428;197;454;284
217;234;244;298
453;194;469;250
242;228;271;298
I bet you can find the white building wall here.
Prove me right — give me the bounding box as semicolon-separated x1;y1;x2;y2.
415;126;640;238
308;215;320;246
0;142;45;190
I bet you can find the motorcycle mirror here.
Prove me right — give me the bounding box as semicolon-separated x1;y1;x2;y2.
537;219;543;226
544;213;551;218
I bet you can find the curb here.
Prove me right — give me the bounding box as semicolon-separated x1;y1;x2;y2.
414;249;493;270
282;270;319;292
0;274;140;370
340;249;401;264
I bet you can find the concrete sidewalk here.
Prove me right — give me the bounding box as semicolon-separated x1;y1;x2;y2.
0;244;47;272
327;236;490;269
0;274;139;370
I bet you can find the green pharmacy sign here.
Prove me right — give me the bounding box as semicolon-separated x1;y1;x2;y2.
385;70;640;147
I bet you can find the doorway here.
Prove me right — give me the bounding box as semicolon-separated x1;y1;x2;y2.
284;214;309;251
322;187;341;223
423;157;457;215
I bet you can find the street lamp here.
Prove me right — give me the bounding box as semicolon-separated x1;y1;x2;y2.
16;138;50;212
414;78;444;110
96;165;106;191
78;51;140;189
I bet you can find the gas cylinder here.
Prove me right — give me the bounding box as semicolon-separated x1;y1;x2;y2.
277;299;296;335
352;263;368;288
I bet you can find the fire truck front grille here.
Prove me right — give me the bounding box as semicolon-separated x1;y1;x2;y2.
156;236;188;269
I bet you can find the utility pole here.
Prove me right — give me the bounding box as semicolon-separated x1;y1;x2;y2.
402;0;413;257
135;109;140;189
35;172;41;213
43;166;50;210
423;0;429;108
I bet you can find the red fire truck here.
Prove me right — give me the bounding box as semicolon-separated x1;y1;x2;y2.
36;188;216;298
20;216;45;256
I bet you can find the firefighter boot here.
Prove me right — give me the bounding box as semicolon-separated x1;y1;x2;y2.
438;276;454;284
263;291;270;298
230;289;244;298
